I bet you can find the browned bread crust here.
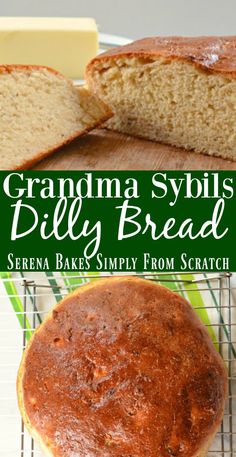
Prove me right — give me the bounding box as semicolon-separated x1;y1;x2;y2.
86;36;236;78
17;277;227;457
0;64;65;76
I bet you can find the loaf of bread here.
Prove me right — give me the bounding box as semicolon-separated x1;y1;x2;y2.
86;36;236;160
17;276;227;457
0;65;111;169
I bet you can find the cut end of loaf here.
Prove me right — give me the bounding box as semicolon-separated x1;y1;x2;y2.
86;50;236;161
0;65;112;170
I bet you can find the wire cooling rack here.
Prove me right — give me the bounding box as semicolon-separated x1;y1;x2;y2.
0;272;235;457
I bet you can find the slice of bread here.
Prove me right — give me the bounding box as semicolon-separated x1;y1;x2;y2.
86;36;236;161
0;65;112;169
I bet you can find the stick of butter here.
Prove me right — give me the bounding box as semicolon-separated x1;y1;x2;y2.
0;17;98;79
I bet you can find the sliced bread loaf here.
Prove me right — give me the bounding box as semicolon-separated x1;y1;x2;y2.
0;65;111;169
86;36;236;160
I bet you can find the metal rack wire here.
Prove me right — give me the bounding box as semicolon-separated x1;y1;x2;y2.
0;272;235;456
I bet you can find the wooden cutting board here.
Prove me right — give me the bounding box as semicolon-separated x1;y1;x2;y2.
33;129;236;170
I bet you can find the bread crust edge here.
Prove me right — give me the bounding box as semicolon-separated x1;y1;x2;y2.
85;36;236;79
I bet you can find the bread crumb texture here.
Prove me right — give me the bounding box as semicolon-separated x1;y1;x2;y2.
0;66;110;169
87;56;236;159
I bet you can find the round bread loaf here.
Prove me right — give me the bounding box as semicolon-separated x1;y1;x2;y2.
17;276;227;457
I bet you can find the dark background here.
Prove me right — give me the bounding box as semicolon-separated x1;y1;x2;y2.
0;171;235;271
